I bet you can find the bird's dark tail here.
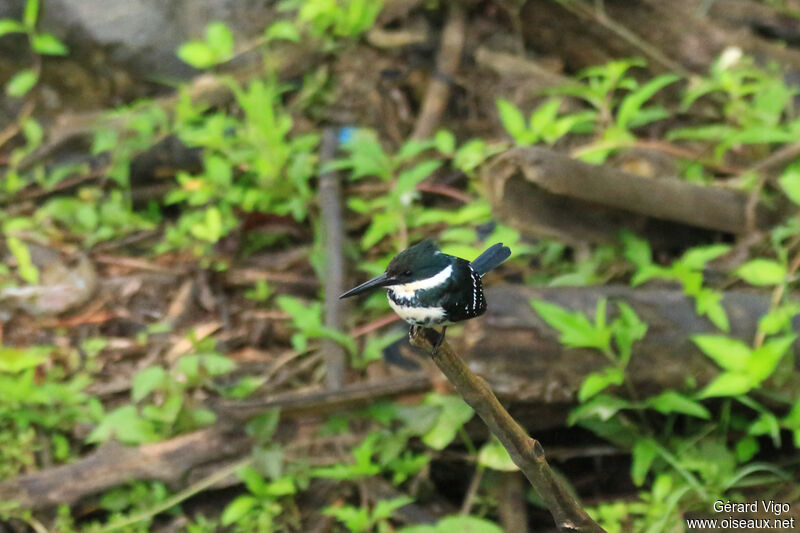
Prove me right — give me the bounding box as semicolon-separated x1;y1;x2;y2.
470;243;511;276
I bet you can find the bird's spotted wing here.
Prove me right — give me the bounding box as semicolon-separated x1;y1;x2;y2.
441;261;486;323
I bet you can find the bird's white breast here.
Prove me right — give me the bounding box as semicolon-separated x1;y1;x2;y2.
388;297;446;325
390;264;452;299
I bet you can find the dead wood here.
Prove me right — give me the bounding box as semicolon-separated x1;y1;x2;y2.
0;375;431;510
482;146;778;245
318;128;347;390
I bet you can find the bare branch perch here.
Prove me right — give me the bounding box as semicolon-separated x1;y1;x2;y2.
410;327;605;533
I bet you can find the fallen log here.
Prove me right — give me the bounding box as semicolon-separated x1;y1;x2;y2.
482;146;778;245
460;285;800;403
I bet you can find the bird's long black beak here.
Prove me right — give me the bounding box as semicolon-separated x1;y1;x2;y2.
339;273;396;299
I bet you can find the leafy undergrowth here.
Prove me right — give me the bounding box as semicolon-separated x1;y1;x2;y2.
1;0;800;532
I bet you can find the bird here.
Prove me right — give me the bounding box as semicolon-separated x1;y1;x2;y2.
340;240;511;349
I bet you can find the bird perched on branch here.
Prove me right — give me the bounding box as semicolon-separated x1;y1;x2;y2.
340;240;511;348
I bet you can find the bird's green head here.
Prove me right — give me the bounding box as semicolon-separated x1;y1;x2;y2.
339;240;451;298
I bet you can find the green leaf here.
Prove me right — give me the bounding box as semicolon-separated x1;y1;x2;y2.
646;391;710;419
497;99;529;144
87;405;160;444
679;244;730;270
531;300;611;352
23;0;39;28
373;496;414;521
529;98;562;136
568;394;630;424
177;41;216;68
778;162;800;205
0;346;49;373
758;304;800;335
434;129;456;155
631;438;658;486
265;20;300;42
735;436;759;462
132;366;166;402
698;372;752;398
7;236;39;284
748;334;795;382
692;334;750;371
0;19;26;37
422;394;474;450
434;516;504;533
617;73;679;129
695;289;730;332
205;21;234;56
613;301;648;365
578;367;624;402
221;495;257;526
31;33;68;55
477;438;518;471
736;259;786;286
620;231;651;268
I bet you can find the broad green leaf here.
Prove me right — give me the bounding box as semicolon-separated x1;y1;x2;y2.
695;289;730;332
87;405;160;444
177;41;216;68
373;496;414;521
667;124;734;142
23;0;39;27
0;346;50;373
477;438;518;471
578;367;624;402
531;300;610;352
5;68;37;97
631;438;658;486
265;20;300;42
758;304;800;336
779;162;800;205
530;98;562;135
0;18;26;37
748;412;781;446
692;335;750;371
620;231;651;268
735;436;759;462
205;22;234;56
434;129;456;155
397;516;504;533
736;259;786;286
613;301;648;365
132;366;166;402
31;33;68;55
748;334;795;382
646;391;710;419
497;99;529;144
698;372;752;398
221;495;257;526
7;236;39;284
422;394;473;450
679;244;730;270
617;73;679;129
568;394;630;424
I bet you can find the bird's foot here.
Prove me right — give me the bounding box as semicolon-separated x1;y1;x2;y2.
432;326;447;353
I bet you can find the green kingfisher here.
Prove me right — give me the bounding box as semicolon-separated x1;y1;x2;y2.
340;240;511;347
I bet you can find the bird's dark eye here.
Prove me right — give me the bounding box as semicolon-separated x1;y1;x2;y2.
403;270;412;276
